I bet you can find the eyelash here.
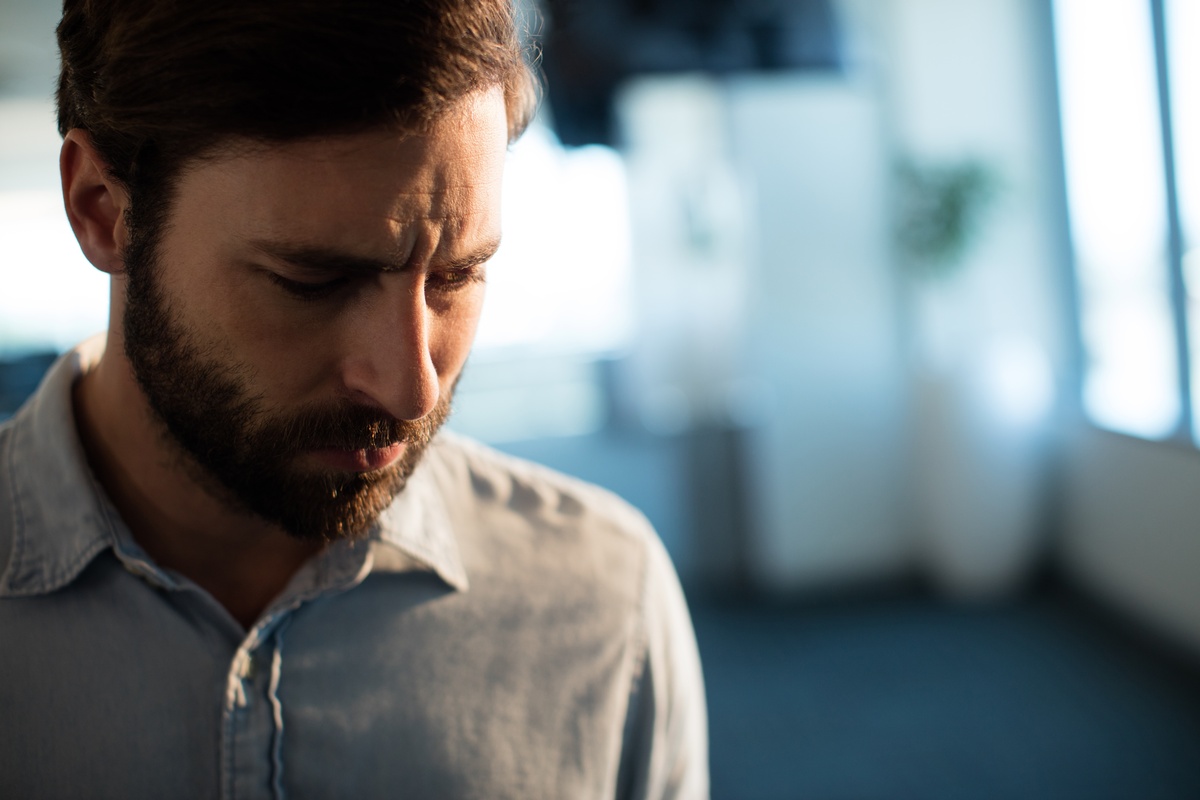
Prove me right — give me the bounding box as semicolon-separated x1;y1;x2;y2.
269;274;349;301
269;270;483;302
428;269;485;292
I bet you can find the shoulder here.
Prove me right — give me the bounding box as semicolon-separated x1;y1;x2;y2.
421;432;710;793
420;429;663;607
426;429;659;546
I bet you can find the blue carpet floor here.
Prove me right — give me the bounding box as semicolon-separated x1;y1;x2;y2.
691;586;1200;800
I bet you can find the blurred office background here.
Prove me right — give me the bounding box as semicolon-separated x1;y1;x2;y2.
4;0;1200;797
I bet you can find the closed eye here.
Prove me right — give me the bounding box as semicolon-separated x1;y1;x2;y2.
268;273;352;301
427;267;486;292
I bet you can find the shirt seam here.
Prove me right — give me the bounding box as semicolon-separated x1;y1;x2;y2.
615;531;653;796
626;585;651;717
1;422;27;593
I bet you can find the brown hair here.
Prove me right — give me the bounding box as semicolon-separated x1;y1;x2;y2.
56;0;539;200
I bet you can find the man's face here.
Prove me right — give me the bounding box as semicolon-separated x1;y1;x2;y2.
120;89;508;542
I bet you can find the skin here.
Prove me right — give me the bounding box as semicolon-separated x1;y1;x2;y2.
62;88;509;628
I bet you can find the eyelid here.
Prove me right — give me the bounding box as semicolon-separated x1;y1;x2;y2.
428;266;486;290
268;272;350;300
271;262;344;281
263;258;485;303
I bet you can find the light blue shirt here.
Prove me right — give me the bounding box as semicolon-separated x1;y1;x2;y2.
0;340;709;799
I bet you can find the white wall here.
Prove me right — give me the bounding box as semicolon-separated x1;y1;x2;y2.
617;75;909;591
1061;426;1200;655
728;78;910;591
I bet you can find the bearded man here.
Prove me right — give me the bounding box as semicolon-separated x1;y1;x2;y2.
0;1;708;797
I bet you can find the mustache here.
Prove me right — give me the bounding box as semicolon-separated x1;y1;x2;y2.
262;398;451;454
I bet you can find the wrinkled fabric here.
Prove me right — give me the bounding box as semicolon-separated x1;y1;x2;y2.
0;338;709;800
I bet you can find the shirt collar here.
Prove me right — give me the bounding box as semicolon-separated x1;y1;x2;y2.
0;336;468;597
1;336;115;596
366;442;468;591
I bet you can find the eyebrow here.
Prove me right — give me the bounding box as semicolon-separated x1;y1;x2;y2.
249;237;501;276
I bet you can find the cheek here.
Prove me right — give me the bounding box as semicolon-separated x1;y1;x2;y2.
190;278;345;399
430;288;485;378
154;242;278;343
217;285;336;374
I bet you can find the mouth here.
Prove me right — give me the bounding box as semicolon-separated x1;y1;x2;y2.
308;441;406;472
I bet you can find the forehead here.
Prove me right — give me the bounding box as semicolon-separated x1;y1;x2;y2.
168;89;508;258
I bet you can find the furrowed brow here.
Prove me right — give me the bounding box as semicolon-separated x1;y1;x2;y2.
439;238;502;271
250;237;502;275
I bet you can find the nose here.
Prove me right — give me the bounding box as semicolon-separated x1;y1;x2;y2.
339;277;440;422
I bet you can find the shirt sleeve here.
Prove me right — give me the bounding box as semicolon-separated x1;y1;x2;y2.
617;533;710;800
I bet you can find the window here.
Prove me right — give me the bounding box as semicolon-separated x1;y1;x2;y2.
1054;0;1199;442
1165;0;1200;440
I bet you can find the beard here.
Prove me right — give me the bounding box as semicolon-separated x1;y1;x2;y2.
120;226;451;543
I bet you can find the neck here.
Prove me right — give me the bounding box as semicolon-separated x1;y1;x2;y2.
72;330;322;629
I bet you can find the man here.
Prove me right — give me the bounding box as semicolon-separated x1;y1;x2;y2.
0;1;708;797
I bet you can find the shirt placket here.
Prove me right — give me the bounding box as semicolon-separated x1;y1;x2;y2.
217;542;373;800
109;526;374;800
221;613;292;800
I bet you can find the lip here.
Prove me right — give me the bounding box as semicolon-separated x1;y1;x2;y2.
309;442;406;472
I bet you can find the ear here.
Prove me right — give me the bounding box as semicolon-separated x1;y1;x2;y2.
60;129;131;275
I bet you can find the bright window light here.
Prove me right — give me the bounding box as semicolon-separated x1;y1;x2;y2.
0;190;108;353
473;122;633;356
0;99;109;354
451;121;634;442
1054;0;1179;439
1165;0;1200;441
